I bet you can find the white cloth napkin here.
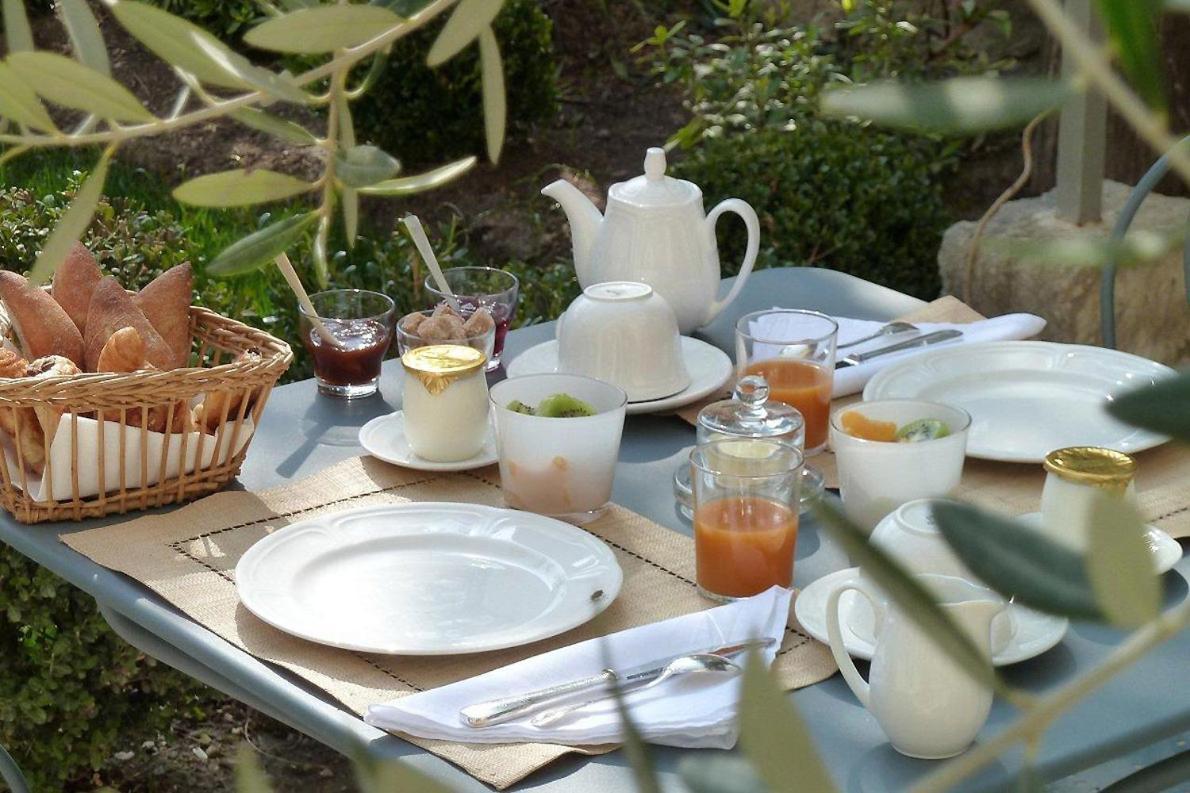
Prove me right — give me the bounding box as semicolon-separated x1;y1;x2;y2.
365;586;792;749
747;311;1046;398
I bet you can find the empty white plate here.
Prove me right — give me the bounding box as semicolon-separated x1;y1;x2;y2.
864;341;1174;463
359;411;498;472
1017;512;1183;575
236;502;623;655
795;568;1068;666
506;337;733;416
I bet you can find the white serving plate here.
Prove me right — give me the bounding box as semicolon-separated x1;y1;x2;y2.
863;341;1174;463
359;411;498;472
506;337;733;416
795;568;1068;667
236;502;622;655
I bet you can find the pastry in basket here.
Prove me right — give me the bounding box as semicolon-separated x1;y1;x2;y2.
0;349;44;473
51;241;103;334
96;326;146;373
135;263;193;370
94;327;195;434
84;277;175;371
0;271;85;366
193;348;263;432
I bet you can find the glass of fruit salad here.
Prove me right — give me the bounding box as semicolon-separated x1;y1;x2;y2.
489;374;628;522
829;400;971;530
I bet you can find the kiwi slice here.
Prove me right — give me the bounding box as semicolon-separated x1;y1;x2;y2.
536;392;597;418
896;418;951;443
506;399;537;415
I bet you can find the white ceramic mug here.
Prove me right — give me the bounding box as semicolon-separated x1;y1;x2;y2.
556;281;690;402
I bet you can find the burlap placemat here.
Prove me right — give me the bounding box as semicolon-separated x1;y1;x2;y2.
63;455;835;789
678;297;1190;539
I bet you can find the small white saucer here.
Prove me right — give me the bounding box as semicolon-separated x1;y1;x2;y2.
505;337;733;416
1017;513;1182;575
359;411;498;472
795;567;1069;667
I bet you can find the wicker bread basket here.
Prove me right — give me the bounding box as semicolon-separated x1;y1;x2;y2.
0;306;291;523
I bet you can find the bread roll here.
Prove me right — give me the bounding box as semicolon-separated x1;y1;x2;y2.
51;242;102;334
84;277;174;372
135;263;192;369
0;271;85;366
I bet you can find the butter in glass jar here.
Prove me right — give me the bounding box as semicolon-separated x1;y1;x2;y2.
401;344;489;462
1040;446;1137;551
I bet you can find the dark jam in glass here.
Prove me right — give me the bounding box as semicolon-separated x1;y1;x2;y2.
302;318;392;386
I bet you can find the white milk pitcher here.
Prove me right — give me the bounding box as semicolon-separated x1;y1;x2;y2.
826;574;1003;759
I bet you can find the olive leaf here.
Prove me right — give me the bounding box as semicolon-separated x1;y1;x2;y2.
244;5;403;54
820;77;1073;134
678;755;768;793
1106;371;1190;443
931;501;1105;621
2;0;33;53
353;754;453;793
58;0;111;76
427;0;503;66
342;187;360;248
358;156;477;195
28;146;115;285
335;145;401;188
479;26;506;165
1086;493;1160;628
207;211;320;277
234;745;273;793
1096;0;1165;111
8;52;154;123
0;63;58;133
231;108;318;145
173;169;316;208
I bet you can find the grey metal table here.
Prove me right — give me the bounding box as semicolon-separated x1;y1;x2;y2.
1;268;1187;792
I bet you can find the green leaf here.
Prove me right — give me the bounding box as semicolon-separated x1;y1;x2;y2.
610;674;663;793
59;0;111;76
931;501;1105;621
372;0;432;14
28;147;114;286
207;211;319;277
7;52;153;123
231;108;317;145
1106;370;1190;442
427;0;503;66
358;156;477;195
342;187;359;248
234;745;273;793
334;144;400;188
820;77;1073;134
244;5;402;54
992;227;1185;268
110;1;309;104
354;755;453;793
173;169;315;207
814;500;1004;691
479;26;506;164
678;756;767;793
2;0;33;53
1086;493;1160;628
1096;0;1165;111
739;652;838;793
0;63;57;132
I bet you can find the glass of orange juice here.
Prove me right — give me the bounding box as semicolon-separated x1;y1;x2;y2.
689;438;803;602
735;310;838;454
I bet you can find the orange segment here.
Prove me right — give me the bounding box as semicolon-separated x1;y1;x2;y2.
840;410;898;442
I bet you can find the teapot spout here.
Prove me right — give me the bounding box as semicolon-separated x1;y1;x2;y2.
541;179;602;284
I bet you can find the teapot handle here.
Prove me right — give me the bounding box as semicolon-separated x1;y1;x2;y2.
826;583;874;708
705;198;760;324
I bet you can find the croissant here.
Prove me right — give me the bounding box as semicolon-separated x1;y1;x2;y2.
0;350;44;473
193;348;263;432
0;348;26;379
96;327;147;373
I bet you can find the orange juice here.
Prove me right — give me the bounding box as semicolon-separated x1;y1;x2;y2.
745;359;832;450
694;496;799;599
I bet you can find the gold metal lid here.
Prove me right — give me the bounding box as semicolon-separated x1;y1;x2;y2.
401;345;485;394
1043;446;1137;490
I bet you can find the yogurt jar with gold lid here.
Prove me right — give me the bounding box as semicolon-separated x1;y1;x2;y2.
1040;446;1138;550
401;344;489;462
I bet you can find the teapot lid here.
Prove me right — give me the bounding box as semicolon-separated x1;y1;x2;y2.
697;375;805;442
609;147;700;208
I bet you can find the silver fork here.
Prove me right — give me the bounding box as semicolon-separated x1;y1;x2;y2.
837;321;918;350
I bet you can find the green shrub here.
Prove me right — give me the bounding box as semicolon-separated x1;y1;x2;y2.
143;0;262;37
352;0;558;166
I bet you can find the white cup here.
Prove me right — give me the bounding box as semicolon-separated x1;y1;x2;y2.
557;281;690;402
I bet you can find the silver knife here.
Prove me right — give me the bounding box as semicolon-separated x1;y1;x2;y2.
835;329;963;369
459;637;776;728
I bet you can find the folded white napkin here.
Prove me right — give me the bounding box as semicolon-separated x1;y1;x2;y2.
747;311;1046;398
366;586;792;749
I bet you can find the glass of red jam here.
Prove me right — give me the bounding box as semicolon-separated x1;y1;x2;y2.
299;289;396;398
423;267;519;371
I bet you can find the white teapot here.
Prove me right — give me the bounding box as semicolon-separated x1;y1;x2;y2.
542;147;760;334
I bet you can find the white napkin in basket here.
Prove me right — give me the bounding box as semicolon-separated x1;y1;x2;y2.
365;586;792;749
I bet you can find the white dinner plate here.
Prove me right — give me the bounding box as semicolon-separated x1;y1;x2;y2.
1017;513;1183;575
506;337;733;416
794;568;1069;666
863;341;1174;463
359;411;498;472
236;502;622;655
